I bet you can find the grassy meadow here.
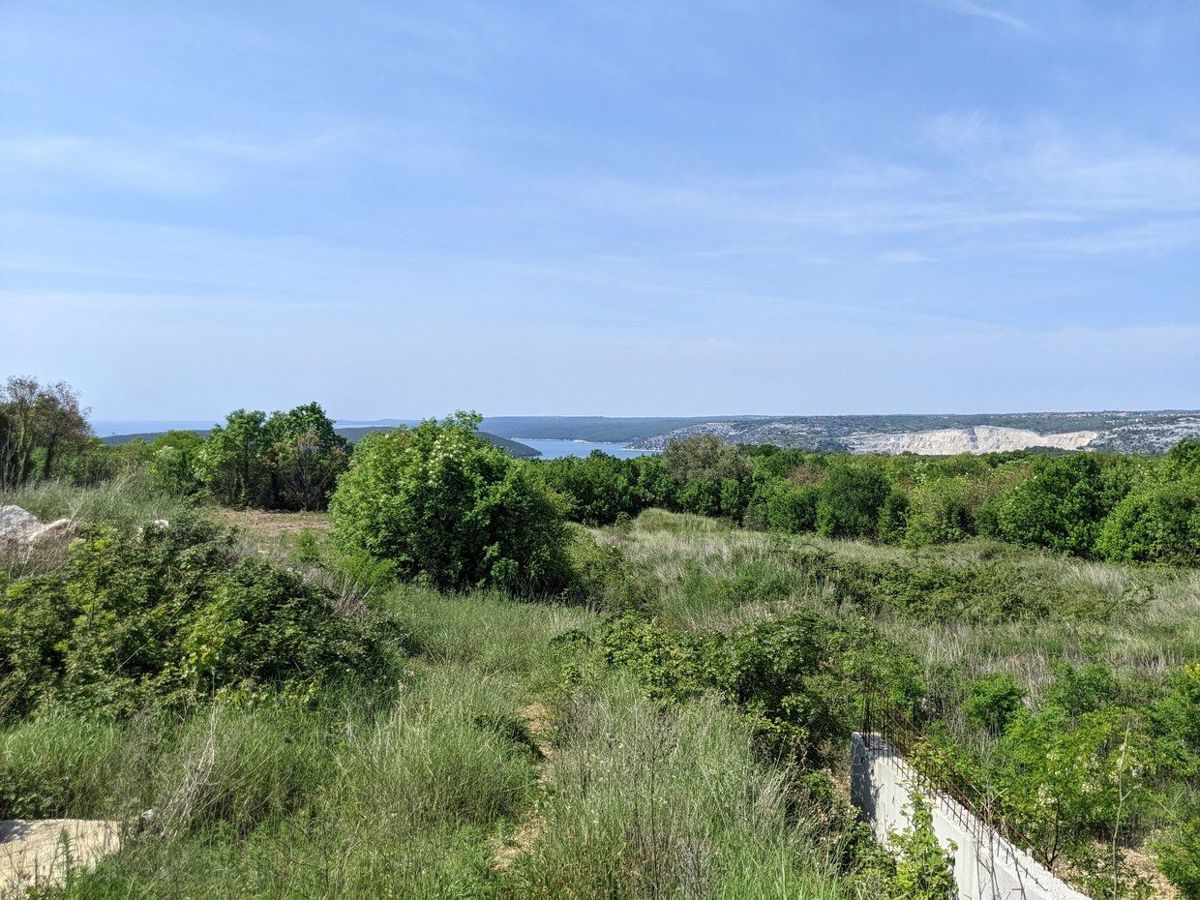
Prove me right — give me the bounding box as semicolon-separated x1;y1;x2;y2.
2;425;1197;897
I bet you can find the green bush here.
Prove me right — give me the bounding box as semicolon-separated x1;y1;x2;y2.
809;553;1055;624
562;527;651;612
1094;476;1200;565
194;403;349;511
904;477;975;546
889;793;956;900
995;704;1148;870
996;455;1118;556
877;489;910;543
963;673;1026;734
329;412;570;596
0;516;400;720
601;609;922;761
663;435;753;520
146;430;206;496
751;477;820;533
816;464;889;539
1156;816;1200;899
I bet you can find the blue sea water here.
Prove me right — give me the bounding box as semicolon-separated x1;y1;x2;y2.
513;438;654;460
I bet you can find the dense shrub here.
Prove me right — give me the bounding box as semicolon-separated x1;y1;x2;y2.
146;429;207;496
194;403;349;510
816;465;889;539
1094;476;1200;565
808;553;1056;623
754;478;820;533
1156;817;1200;899
994;705;1148;870
963;673;1026;734
536;452;670;526
996;455;1118;556
0;517;399;721
329;412;570;595
904;477;975;546
877;489;910;543
663;435;753;519
601;609;922;761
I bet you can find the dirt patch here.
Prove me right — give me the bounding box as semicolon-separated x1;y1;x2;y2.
492;702;554;871
0;819;121;896
207;508;332;540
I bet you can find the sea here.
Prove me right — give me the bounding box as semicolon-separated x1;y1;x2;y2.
511;438;654;460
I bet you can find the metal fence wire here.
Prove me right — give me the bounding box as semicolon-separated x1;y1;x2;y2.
860;693;1043;865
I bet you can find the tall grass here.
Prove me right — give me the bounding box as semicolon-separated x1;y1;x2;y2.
382;584;595;690
603;510;1200;690
510;672;846;899
0;471;192;530
17;665;541;897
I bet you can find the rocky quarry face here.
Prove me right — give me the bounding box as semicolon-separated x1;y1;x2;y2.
845;426;1098;455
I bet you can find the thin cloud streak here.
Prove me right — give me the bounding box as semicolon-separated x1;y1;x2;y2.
924;0;1032;32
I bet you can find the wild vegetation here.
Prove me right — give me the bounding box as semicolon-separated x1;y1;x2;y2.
1;378;1197;898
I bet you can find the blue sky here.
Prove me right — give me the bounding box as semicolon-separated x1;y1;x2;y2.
2;0;1197;419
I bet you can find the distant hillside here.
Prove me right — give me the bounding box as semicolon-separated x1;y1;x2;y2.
481;416;761;443
334;427;541;458
101;427;541;458
626;411;1200;455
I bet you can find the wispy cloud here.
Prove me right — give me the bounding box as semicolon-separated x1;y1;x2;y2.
924;0;1032;32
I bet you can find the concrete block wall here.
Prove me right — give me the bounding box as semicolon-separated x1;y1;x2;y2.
851;732;1090;900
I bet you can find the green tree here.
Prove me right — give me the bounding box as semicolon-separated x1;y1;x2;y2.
0;376;91;488
264;403;350;511
194;404;348;510
663;435;753;519
997;455;1119;556
329;412;570;595
147;430;207;496
194;410;271;507
816;464;890;539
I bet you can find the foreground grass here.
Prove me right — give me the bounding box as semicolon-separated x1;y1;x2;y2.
16;488;1185;895
3;492;857;897
509;671;847;899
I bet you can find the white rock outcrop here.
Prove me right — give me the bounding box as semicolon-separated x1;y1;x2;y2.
846;426;1098;455
0;819;122;896
0;505;75;548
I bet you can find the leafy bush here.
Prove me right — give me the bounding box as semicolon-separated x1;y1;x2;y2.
889;793;956;900
816;464;889;539
0;516;400;721
1095;476;1200;565
146;429;207;496
194;403;349;510
329;412;570;596
663;435;753;519
904;477;975;546
807;552;1056;623
996;455;1118;556
536;452;668;526
757;478;821;533
562;527;652;612
600;609;922;761
963;673;1026;734
877;489;910;543
995;705;1148;870
1155;816;1200;899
